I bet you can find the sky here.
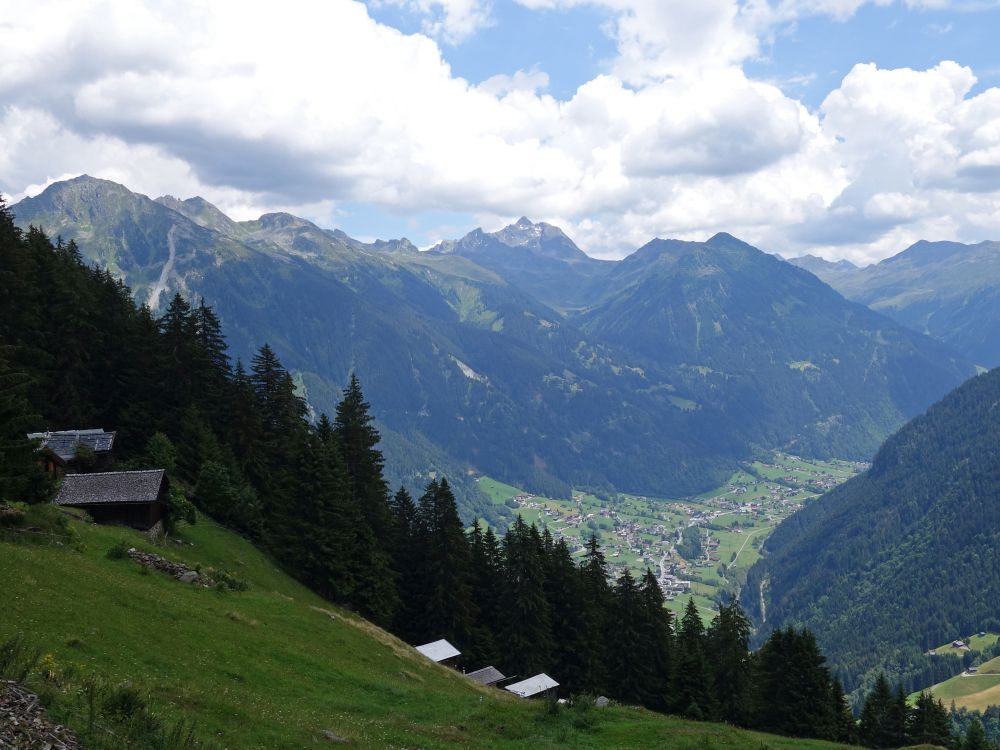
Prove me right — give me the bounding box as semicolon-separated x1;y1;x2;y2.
1;0;999;264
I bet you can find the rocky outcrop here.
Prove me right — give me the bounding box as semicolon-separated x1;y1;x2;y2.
126;548;215;587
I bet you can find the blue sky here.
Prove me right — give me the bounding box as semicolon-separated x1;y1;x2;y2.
2;0;1000;263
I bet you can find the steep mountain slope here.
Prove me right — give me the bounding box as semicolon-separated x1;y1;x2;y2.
430;217;612;311
0;515;849;750
575;233;975;460
791;240;1000;366
12;176;977;502
744;367;1000;696
13;177;740;500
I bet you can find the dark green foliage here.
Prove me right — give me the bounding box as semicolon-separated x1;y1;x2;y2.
676;525;703;562
909;691;953;747
708;600;753;727
746;366;1000;697
672;598;715;720
411;479;475;649
0;351;49;504
498;517;553;677
753;627;836;740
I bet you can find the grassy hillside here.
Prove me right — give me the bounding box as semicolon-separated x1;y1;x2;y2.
0;514;857;749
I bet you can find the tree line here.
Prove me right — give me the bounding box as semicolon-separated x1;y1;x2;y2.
0;200;990;748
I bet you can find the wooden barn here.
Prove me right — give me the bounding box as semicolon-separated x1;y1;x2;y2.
415;639;461;668
27;429;116;477
53;469;167;531
505;673;559;700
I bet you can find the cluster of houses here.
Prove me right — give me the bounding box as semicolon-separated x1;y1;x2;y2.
414;639;560;700
28;429;169;532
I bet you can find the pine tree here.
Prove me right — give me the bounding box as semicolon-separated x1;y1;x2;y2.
908;691;952;747
672;597;715;720
468;521;504;665
831;679;858;745
964;719;989;750
638;568;673;712
412;479;475;651
543;537;591;694
708;599;753;726
859;672;897;748
0;353;49;504
334;374;394;543
498;517;552;677
578;534;612;693
608;569;652;705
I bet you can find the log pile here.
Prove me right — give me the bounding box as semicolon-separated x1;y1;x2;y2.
0;680;79;749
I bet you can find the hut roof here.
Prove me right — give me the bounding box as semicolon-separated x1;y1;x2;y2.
466;666;506;686
27;429;116;462
415;639;461;663
505;673;559;698
54;470;166;507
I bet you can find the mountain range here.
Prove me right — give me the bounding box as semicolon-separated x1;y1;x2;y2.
11;176;977;511
791;241;1000;367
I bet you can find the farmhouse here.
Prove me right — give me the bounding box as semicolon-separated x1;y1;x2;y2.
415;639;461;667
53;469;167;531
505;673;559;699
27;429;116;476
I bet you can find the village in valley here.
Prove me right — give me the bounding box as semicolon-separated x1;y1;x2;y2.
478;451;866;618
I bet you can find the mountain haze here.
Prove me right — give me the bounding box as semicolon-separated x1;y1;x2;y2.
11;176;978;507
791;240;1000;366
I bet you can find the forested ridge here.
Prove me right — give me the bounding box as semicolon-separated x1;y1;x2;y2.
745;362;1000;707
0;199;989;748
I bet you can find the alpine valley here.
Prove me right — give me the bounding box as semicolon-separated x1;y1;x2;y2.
11;176;977;515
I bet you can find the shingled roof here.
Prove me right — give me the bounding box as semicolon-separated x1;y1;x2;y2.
54;470;166;507
466;666;506;686
27;429;116;462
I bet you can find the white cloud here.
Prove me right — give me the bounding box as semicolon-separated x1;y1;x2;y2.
0;0;998;265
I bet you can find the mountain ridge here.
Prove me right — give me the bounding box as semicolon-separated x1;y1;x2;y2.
11;175;978;508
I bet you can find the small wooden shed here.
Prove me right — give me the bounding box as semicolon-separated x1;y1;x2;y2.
27;429;116;476
415;639;461;668
505;673;559;699
466;666;506;687
53;470;167;530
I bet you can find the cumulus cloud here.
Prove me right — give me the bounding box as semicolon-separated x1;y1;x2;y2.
0;0;998;264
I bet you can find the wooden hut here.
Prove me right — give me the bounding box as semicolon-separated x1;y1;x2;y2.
27;429;116;476
466;666;506;687
53;470;167;530
505;673;559;699
415;639;461;668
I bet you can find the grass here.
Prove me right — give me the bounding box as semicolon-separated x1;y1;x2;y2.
931;632;999;654
1;511;859;750
923;673;1000;712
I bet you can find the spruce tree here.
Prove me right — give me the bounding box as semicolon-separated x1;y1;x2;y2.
672;597;715;720
413;479;476;651
908;691;952;747
608;569;652;705
708;599;753;726
578;534;612;693
859;672;897;748
543;537;591;694
638;568;673;712
334;374;394;543
498;517;552;677
0;354;49;504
